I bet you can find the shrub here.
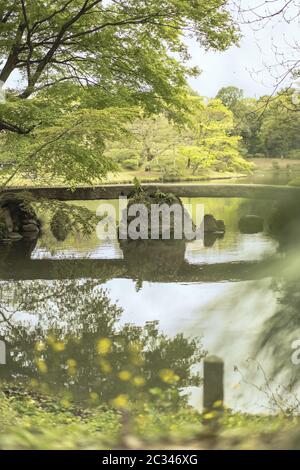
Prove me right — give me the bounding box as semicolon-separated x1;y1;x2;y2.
50;209;71;241
287;149;300;160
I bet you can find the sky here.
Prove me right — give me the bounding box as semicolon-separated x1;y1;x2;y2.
186;4;300;99
3;1;300;100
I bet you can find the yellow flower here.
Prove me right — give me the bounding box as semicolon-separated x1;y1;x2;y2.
213;400;223;409
35;341;46;352
29;379;38;388
97;338;112;356
118;370;132;381
36;359;48;374
60;399;70;408
159;369;180;384
47;335;55;345
111;394;129;409
52;341;65;352
132;376;145;387
99;359;112;373
89;392;99;402
66;359;77;368
131;355;144;366
66;359;77;377
203;412;216;420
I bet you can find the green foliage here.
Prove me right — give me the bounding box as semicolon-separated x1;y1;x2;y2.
0;101;137;187
287;149;300;159
123;159;140;170
258;91;300;157
50;209;71;241
215;87;300;159
0;191;98;236
0;279;204;407
0;0;238;187
216;86;244;115
106;96;252;177
0;384;297;449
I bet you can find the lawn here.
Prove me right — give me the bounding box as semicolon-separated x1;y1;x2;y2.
250;158;300;171
1;168;249;189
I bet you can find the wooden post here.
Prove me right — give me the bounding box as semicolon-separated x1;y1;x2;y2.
203;355;224;412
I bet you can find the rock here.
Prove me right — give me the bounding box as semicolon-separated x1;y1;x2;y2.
0;207;14;233
204;214;218;232
22;223;40;233
8;232;23;241
202;215;226;234
216;220;225;233
120;190;194;241
25;219;39;226
22;232;39;240
204;231;225;247
0;193;41;239
239;215;264;234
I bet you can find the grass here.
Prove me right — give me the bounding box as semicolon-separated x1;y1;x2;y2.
2;158;300;189
1;168;248;189
0;383;299;450
250;157;300;171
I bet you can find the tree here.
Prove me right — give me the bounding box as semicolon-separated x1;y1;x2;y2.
216;86;244;116
106;113;184;173
0;1;238;187
106;95;253;177
178;96;252;174
216;86;262;156
215;86;300;158
258;90;300;157
0;278;205;406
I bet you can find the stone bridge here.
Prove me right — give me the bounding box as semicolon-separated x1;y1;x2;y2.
4;183;300;201
0;257;280;283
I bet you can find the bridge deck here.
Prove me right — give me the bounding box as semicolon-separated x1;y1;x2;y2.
3;183;300;200
0;257;279;282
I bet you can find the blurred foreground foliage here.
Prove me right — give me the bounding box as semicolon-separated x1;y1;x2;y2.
0;383;299;449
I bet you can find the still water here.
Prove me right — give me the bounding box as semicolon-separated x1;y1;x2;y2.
0;194;299;414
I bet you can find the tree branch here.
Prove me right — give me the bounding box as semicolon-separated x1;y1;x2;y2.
18;0;102;98
0;21;26;83
0;119;31;135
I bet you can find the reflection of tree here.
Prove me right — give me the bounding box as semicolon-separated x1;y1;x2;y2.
0;279;204;407
255;274;300;386
0;238;38;264
121;239;186;286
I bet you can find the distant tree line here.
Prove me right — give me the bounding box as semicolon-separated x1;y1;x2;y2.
216;86;300;159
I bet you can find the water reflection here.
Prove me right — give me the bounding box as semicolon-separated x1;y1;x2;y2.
0;196;298;414
0;278;204;407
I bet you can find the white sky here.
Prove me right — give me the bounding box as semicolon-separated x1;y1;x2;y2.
187;2;300;98
4;1;300;99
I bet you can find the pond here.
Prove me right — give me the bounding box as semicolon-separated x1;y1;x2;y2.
0;193;300;415
218;169;300;186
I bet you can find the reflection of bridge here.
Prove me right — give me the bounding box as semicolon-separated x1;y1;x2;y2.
0;257;278;282
5;183;300;200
